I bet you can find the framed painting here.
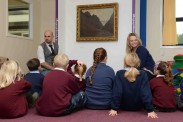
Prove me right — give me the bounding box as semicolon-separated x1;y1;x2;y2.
76;3;118;41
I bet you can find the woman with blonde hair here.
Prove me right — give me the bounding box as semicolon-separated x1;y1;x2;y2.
109;53;158;119
0;60;31;118
126;33;155;80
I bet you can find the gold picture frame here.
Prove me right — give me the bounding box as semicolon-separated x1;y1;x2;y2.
76;3;118;41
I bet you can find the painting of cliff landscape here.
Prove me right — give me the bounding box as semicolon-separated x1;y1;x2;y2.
76;3;118;41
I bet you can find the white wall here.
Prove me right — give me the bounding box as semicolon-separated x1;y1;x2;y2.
147;0;183;62
0;0;55;73
0;0;41;73
40;0;56;43
58;0;140;72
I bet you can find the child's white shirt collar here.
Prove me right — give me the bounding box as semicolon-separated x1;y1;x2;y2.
75;74;80;78
156;75;164;77
54;67;65;71
124;67;131;70
30;70;40;73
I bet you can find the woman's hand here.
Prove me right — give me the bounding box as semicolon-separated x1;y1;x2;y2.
147;111;158;118
109;109;118;116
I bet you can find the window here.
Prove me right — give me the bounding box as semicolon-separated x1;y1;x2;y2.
8;0;32;38
176;0;183;45
162;0;183;46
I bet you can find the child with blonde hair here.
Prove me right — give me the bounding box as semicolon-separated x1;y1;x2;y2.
36;53;86;116
109;53;158;118
0;60;31;118
150;61;176;112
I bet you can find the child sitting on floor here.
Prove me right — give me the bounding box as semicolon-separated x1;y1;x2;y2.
36;53;86;116
73;64;87;91
150;61;176;112
0;60;31;118
67;59;87;91
85;47;115;110
24;58;44;107
109;53;158;118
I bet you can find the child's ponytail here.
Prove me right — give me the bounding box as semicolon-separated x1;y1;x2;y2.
124;66;140;82
157;61;173;86
124;53;140;82
74;64;87;82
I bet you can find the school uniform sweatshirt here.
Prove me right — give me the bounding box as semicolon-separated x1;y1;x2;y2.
85;63;115;109
0;80;31;118
111;70;154;112
150;76;176;109
36;69;81;116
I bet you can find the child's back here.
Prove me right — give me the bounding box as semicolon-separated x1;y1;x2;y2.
109;53;158;118
36;53;86;116
74;64;87;91
24;58;44;107
24;72;44;95
150;61;176;112
36;69;78;116
113;69;152;111
85;48;115;110
0;60;31;118
24;58;44;95
150;77;176;111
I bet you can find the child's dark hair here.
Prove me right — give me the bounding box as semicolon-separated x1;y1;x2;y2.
89;47;107;85
27;58;40;71
74;64;87;82
157;61;173;86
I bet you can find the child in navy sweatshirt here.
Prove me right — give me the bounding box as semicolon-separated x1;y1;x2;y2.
109;53;158;118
